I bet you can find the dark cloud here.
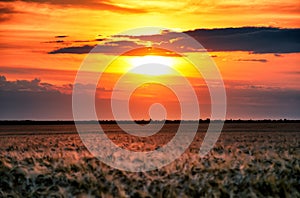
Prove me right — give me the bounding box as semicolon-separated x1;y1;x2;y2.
0;5;20;22
44;37;107;45
0;75;60;92
44;40;65;43
49;40;144;54
0;75;114;120
115;31;203;54
274;53;283;57
184;27;300;53
73;40;91;43
0;75;299;120
48;27;300;55
94;38;106;42
119;27;300;53
0;6;15;14
0;89;72;120
226;85;300;119
0;15;8;22
0;74;113;94
0;75;71;119
55;35;68;38
236;59;268;63
49;45;94;54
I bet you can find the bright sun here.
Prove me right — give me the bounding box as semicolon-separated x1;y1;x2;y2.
129;55;175;76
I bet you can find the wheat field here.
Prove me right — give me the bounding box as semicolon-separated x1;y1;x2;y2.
0;123;299;197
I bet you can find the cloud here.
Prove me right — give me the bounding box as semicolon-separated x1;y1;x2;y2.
49;45;94;54
48;27;300;55
0;5;20;22
284;71;300;76
49;40;144;54
119;27;300;53
0;75;65;92
0;75;70;119
226;84;300;119
44;40;65;43
0;75;115;120
0;75;299;120
0;74;115;94
73;83;114;93
44;37;106;45
0;0;147;14
236;58;268;63
0;89;72;120
274;53;283;57
184;27;300;53
55;35;68;38
0;66;76;77
0;6;15;14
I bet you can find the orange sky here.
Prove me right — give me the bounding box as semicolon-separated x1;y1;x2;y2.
0;0;299;120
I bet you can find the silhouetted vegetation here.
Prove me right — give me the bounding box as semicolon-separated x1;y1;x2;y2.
0;119;299;125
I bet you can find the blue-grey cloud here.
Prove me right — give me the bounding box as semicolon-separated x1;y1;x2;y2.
0;75;299;120
184;27;300;53
0;75;115;119
0;75;59;92
226;85;300;119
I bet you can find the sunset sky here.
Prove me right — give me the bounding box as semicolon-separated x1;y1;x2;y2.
0;0;299;120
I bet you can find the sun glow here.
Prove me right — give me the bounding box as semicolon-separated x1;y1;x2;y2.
129;55;176;76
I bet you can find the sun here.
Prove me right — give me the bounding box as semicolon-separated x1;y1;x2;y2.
129;55;176;76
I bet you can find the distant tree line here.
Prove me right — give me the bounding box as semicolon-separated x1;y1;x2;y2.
0;119;299;125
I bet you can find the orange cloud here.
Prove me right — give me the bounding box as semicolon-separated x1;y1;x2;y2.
0;0;148;14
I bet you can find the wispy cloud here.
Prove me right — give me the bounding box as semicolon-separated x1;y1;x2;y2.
236;59;268;63
0;0;148;13
0;6;15;14
49;40;144;54
0;5;20;22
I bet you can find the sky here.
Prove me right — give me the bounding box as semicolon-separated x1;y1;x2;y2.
0;0;299;120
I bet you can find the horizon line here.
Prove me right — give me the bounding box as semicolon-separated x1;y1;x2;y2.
0;119;299;125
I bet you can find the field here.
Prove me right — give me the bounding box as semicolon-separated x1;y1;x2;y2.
0;123;299;197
